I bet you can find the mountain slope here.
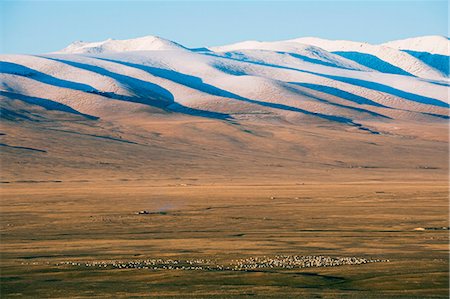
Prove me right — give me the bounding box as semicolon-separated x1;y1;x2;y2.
1;34;448;183
290;37;447;79
1;37;448;132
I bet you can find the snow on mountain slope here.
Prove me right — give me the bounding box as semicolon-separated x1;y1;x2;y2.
382;36;450;76
291;37;446;79
54;35;187;54
382;35;449;56
1;35;448;135
210;40;370;71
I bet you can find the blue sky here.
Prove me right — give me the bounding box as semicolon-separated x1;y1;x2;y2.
1;0;448;54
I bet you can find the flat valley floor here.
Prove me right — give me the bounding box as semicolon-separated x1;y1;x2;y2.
1;180;448;298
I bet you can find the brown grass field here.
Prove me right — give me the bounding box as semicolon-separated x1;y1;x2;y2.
1;180;449;298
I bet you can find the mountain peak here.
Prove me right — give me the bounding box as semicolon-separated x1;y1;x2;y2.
55;35;187;54
382;35;449;56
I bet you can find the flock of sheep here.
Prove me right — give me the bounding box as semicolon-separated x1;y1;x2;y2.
50;255;388;271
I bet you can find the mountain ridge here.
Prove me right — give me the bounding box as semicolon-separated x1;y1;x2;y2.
1;34;448;136
1;34;448;184
53;34;449;79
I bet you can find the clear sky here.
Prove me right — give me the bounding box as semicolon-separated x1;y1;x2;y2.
0;0;448;54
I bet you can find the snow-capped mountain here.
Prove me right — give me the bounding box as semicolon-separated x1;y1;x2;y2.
1;34;449;182
1;35;448;132
54;35;187;54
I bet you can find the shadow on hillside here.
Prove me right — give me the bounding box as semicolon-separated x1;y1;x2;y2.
0;61;96;92
38;57;174;108
332;51;414;76
319;74;449;108
281;51;362;71
290;82;387;108
18;57;231;120
211;50;363;72
204;52;449;108
95;57;377;128
402;50;449;76
0;91;98;120
286;84;391;119
94;57;251;101
0;60;170;108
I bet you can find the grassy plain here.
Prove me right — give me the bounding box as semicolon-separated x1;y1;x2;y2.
1;181;448;298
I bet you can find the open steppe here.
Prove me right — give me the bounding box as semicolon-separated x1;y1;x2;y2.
1;111;448;298
1;180;448;298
